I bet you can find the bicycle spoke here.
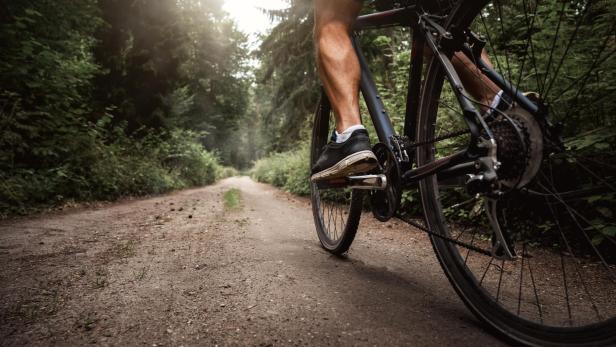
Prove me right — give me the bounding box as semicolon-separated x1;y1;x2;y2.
559;243;573;325
495;259;505;303
521;0;544;93
479;12;505;75
495;0;515;97
333;202;340;240
318;198;325;227
327;200;334;239
338;202;346;236
537;177;616;282
439;100;465;118
464;232;478;266
479;255;495;286
540;0;567;96
551;43;614;105
544;0;593;98
322;199;329;239
444;196;478;211
571;153;616;172
546;198;602;322
454;224;472;242
526;247;544;323
517;242;526;316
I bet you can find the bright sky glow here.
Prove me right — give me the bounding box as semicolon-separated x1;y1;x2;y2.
223;0;289;47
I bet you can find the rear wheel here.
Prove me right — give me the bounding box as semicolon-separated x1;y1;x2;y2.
417;1;616;345
310;91;364;255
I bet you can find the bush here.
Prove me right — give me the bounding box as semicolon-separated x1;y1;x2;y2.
159;130;222;187
217;166;239;180
251;146;310;196
0;126;225;218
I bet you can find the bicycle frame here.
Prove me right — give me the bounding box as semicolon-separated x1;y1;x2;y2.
353;5;543;187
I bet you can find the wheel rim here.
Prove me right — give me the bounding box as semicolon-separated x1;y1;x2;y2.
417;0;616;341
310;93;362;251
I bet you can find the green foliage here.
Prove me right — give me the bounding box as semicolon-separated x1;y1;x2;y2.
223;188;242;210
0;125;225;217
157;130;222;187
94;0;250;140
217;167;240;180
0;0;248;217
254;0;318;153
0;0;102;171
251;146;311;196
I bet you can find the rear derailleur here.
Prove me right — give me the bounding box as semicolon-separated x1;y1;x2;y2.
467;143;518;260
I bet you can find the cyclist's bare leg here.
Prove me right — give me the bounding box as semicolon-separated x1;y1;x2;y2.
453;50;501;107
314;1;502;133
314;0;363;133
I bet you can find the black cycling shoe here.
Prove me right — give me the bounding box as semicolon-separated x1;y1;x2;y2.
311;129;378;182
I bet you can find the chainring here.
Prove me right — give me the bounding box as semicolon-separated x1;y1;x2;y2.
371;143;402;222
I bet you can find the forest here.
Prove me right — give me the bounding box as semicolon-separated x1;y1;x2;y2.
1;0;615;217
1;0;251;216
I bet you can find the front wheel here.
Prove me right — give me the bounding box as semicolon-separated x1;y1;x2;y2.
416;1;616;345
310;91;364;255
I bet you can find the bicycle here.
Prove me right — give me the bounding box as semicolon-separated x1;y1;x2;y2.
310;1;616;346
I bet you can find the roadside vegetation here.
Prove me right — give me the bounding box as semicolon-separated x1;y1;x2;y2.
251;146;311;196
1;128;233;217
0;0;246;217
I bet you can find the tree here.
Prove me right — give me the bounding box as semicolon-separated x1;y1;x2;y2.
0;0;101;171
0;0;252;213
255;0;317;152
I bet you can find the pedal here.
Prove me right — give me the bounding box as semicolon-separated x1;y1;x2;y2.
314;174;387;190
348;174;387;190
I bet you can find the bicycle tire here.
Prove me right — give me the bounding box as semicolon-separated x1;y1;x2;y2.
310;90;364;255
416;1;616;345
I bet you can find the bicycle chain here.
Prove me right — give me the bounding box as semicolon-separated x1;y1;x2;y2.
396;214;493;256
408;128;471;148
399;129;495;255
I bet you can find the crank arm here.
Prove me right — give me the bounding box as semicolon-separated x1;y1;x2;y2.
314;174;387;190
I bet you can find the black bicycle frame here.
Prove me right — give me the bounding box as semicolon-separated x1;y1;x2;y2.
352;6;541;186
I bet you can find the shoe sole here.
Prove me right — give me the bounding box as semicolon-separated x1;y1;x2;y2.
311;150;378;182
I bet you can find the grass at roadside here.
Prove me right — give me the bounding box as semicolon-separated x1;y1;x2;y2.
223;188;242;210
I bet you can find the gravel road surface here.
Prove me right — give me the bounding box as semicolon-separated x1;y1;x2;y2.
0;177;506;346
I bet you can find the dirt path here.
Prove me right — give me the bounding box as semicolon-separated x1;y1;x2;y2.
0;177;506;346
